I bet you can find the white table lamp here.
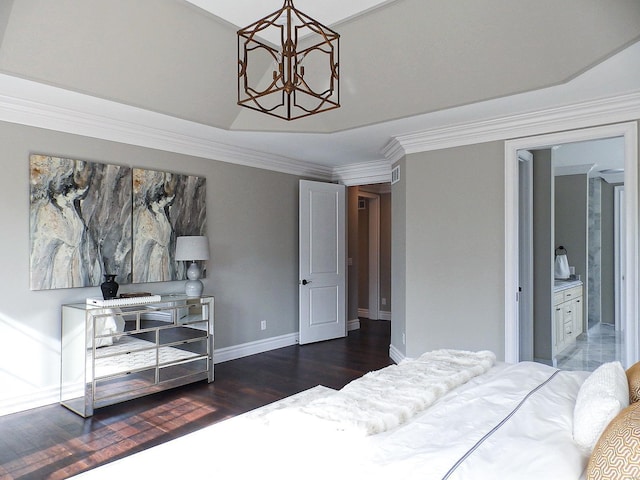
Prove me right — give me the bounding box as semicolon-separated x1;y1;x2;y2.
175;236;209;296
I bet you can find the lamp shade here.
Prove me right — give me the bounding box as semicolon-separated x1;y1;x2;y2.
175;236;209;261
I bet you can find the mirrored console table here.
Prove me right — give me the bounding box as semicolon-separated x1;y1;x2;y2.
61;295;214;417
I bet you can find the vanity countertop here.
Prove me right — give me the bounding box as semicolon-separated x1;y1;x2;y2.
553;279;583;292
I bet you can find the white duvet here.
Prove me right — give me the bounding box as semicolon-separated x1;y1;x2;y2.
72;361;590;480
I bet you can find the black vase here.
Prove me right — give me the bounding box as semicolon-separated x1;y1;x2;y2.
101;274;119;300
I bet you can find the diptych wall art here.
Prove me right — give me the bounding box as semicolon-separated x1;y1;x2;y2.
30;155;132;289
132;168;207;283
29;155;206;290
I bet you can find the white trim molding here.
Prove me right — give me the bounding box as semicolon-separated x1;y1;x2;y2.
555;163;595;177
0;74;333;181
0;385;60;418
2;73;639;186
348;318;361;331
333;160;392;185
385;91;640;159
213;332;299;364
504;122;639;366
389;343;404;364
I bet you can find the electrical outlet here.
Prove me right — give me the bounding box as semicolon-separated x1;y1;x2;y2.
261;320;267;330
402;332;406;345
381;298;387;306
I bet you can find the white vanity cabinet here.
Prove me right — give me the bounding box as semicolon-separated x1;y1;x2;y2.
61;295;214;417
553;284;583;355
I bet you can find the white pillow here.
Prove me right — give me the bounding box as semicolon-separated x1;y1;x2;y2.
573;361;630;452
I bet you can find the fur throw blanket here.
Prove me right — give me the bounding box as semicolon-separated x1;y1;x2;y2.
268;349;496;436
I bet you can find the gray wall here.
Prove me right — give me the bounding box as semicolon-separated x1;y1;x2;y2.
396;142;505;359
555;175;589;285
555;174;589;331
0;120;300;413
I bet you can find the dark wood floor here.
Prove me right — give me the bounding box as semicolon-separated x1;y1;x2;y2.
0;319;392;480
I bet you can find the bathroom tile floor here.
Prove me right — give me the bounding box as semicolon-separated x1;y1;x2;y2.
556;322;623;371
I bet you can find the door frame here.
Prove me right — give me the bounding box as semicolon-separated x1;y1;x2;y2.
358;191;381;320
504;122;639;365
615;185;626;332
518;149;534;361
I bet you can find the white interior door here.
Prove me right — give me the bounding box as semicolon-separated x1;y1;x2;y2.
299;180;346;345
518;150;534;361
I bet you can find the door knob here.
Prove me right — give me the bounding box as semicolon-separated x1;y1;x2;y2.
301;279;311;285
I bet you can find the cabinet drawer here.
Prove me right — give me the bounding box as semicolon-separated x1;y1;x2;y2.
94;368;156;401
564;321;574;336
158;338;208;364
159;357;209;383
553;292;564;306
158;325;208;345
94;332;156;359
563;286;582;302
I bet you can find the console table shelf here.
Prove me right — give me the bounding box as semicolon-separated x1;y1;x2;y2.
61;295;214;417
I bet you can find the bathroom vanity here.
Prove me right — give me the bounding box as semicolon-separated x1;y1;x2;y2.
553;280;583;357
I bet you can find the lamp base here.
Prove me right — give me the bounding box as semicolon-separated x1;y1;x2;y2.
184;261;204;297
184;279;203;297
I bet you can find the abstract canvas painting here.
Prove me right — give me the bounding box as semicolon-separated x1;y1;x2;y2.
132;168;207;283
30;155;132;290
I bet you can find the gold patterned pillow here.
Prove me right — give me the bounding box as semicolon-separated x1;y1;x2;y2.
586;402;640;480
627;362;640;404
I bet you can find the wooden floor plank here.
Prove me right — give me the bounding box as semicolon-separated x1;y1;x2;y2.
0;319;391;479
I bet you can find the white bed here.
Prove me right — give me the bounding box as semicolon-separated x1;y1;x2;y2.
71;352;622;480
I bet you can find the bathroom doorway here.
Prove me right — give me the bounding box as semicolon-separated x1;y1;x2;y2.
505;122;638;370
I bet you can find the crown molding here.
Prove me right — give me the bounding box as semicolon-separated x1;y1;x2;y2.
384;91;640;160
381;138;406;164
3;74;638;184
0;75;333;180
332;159;392;185
600;173;625;184
555;163;596;176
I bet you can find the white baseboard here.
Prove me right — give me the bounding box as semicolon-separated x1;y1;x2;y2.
5;328;396;416
0;385;60;417
358;309;392;321
389;343;405;364
213;332;299;364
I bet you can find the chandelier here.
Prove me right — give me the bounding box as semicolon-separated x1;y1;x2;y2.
237;0;340;121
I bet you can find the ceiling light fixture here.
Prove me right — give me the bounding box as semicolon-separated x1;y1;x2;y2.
237;0;340;121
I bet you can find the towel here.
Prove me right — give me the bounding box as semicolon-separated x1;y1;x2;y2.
555;254;570;279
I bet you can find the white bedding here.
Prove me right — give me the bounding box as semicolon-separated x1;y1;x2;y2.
72;361;590;480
